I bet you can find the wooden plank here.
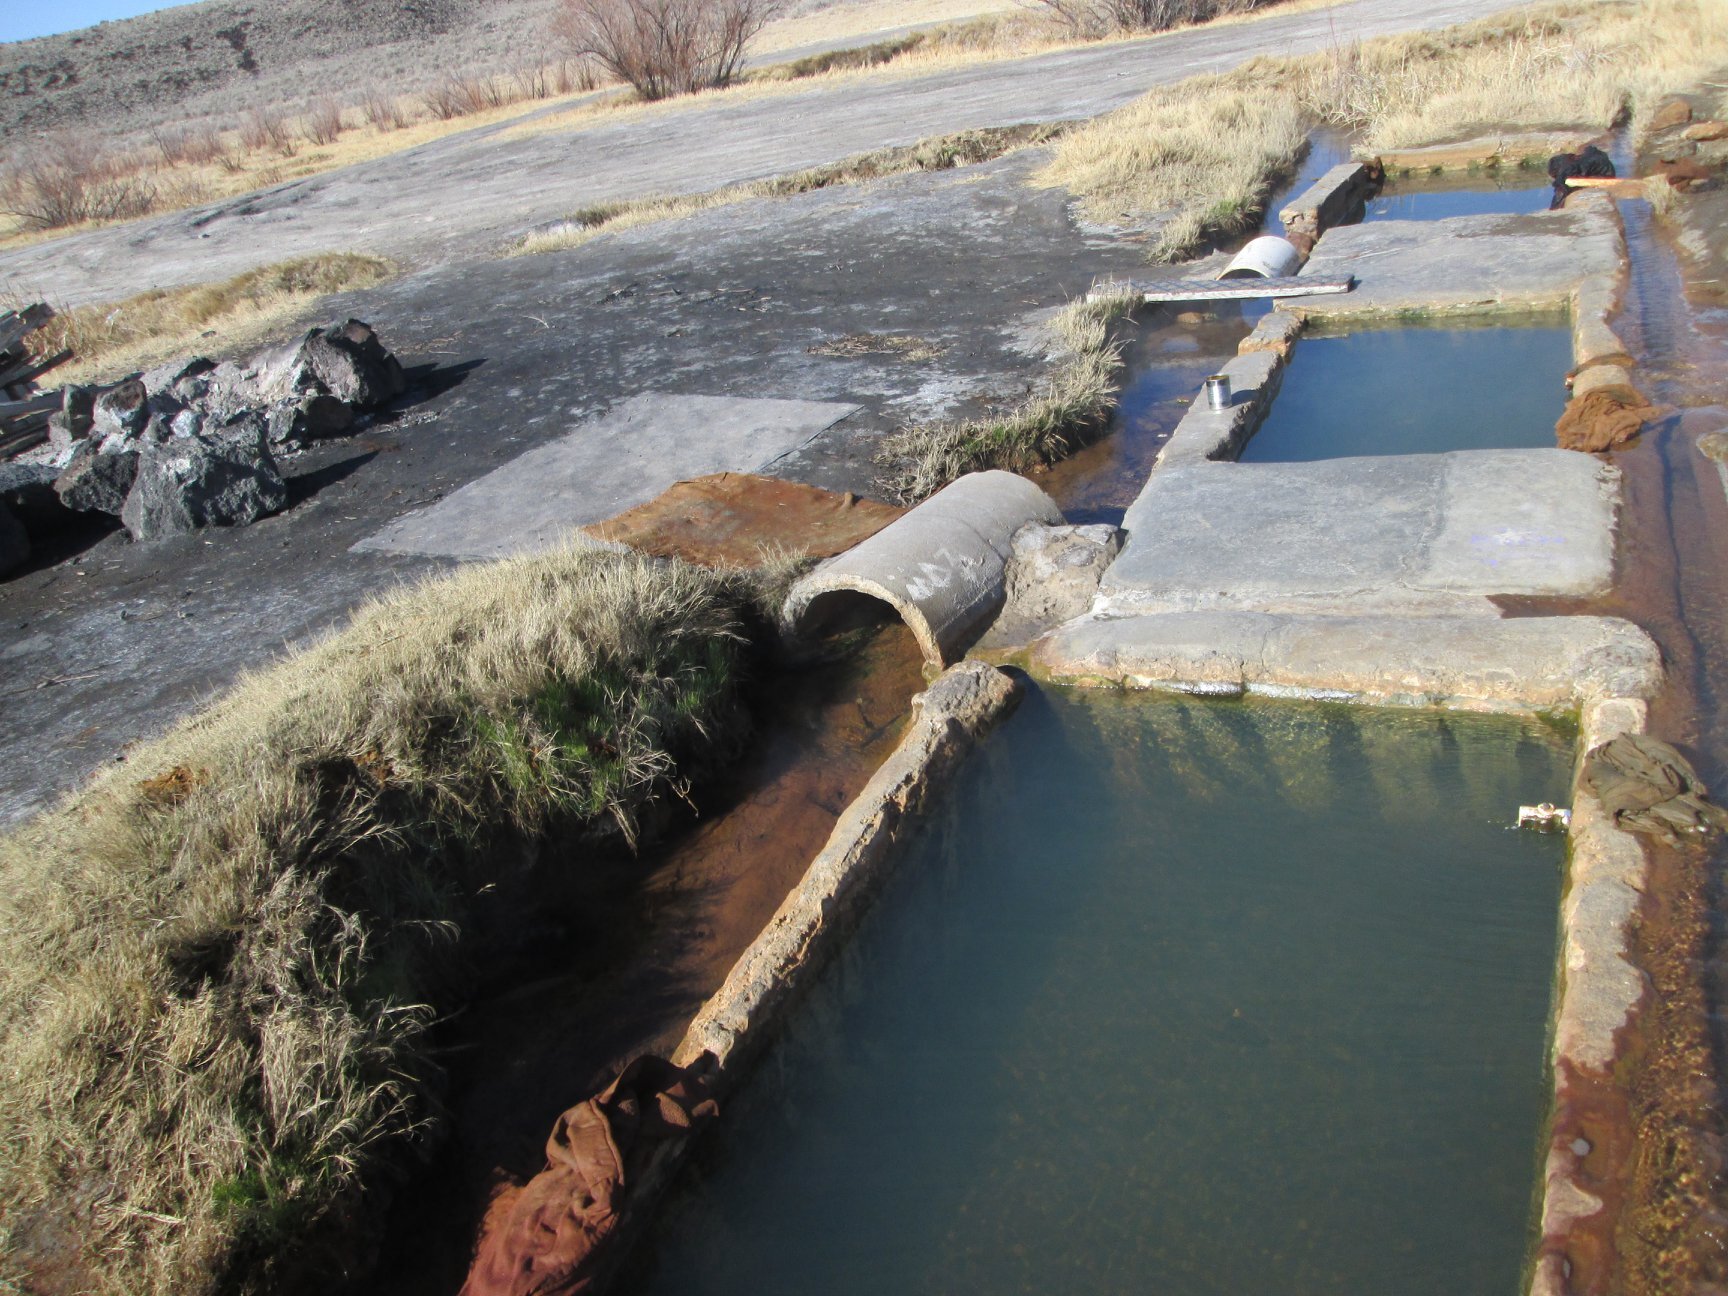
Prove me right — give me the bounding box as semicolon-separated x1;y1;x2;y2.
0;349;72;391
0;303;53;354
0;426;49;460
1089;275;1354;305
0;392;61;421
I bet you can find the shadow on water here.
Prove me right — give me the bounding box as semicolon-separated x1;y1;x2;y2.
1365;173;1551;221
628;692;1573;1296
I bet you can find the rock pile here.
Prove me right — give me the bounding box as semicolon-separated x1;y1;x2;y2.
40;320;404;546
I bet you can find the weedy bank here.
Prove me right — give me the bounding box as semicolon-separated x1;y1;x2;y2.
0;547;789;1295
12;253;396;387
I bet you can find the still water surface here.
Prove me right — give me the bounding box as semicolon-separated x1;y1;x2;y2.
636;691;1569;1296
1240;323;1574;461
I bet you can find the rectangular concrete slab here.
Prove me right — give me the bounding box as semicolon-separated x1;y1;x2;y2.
1102;450;1618;613
355;394;859;560
1289;199;1624;320
1026;610;1661;711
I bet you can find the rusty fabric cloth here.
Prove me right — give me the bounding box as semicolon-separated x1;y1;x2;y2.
1556;388;1655;453
459;1054;719;1296
1581;733;1728;842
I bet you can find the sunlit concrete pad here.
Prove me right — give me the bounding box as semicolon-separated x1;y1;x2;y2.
355;394;860;560
1101;450;1619;614
1290;198;1623;319
1027;610;1661;711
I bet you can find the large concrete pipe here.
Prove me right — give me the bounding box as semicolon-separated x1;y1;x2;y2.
783;470;1064;670
1220;235;1303;280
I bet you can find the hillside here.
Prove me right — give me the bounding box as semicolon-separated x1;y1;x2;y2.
0;0;566;141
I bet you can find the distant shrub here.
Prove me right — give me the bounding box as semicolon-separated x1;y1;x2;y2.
360;90;410;131
1034;0;1273;37
151;123;226;167
0;136;157;230
550;0;783;101
239;104;295;155
304;96;345;146
552;54;604;94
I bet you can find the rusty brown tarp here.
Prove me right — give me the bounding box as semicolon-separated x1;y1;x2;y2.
583;473;903;568
459;1054;719;1296
1581;733;1728;842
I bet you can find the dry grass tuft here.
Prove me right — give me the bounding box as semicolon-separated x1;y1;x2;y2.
1037;0;1728;265
1036;73;1308;261
0;546;775;1296
17;252;396;387
513;122;1065;256
1295;0;1728;149
876;294;1135;502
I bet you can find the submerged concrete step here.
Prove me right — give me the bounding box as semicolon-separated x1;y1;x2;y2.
1027;609;1660;712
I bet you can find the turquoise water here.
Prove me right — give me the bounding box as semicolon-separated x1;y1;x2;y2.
1240;324;1573;461
634;690;1569;1296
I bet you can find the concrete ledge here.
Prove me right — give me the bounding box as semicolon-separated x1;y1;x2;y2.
673;660;1022;1074
1280;161;1378;246
1154;348;1286;468
783;470;1062;670
1573;274;1632;370
1024;611;1662;712
1238;310;1305;359
1531;696;1654;1296
1290;202;1622;321
1373;131;1596;174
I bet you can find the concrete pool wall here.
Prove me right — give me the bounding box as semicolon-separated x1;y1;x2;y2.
1013;184;1657;1296
617;172;1660;1296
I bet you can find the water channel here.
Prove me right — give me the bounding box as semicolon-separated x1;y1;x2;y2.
633;691;1571;1295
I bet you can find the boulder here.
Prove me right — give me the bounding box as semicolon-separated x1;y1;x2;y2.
0;502;28;577
141;356;217;403
60;385;96;438
120;428;288;541
1651;98;1694;131
981;522;1123;648
47;412;82;459
266;393;355;447
56;451;141;515
209;409;269;445
91;378;150;442
1684;121;1728;143
250;320;405;408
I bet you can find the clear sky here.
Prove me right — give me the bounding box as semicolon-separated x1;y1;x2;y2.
0;0;204;44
